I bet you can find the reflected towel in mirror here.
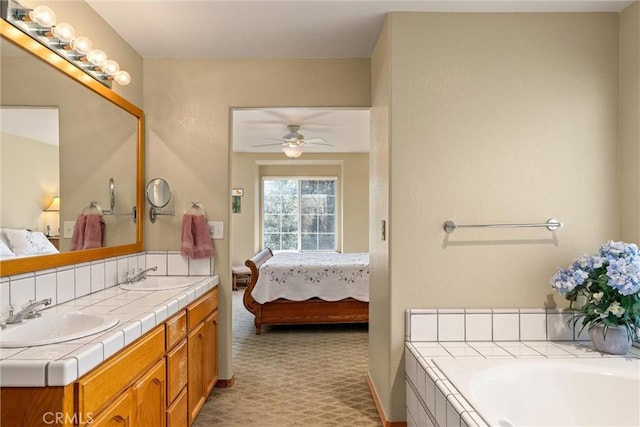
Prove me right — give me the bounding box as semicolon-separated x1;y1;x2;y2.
181;214;214;259
71;214;106;250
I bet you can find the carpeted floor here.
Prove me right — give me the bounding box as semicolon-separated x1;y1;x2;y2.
192;290;381;427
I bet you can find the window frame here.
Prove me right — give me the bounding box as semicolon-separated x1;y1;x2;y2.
261;176;339;252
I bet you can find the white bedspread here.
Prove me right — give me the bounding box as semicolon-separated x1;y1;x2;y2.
251;252;369;304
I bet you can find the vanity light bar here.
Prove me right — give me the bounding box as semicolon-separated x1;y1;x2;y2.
1;0;130;88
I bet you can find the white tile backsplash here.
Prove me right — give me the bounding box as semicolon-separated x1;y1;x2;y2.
411;314;438;341
3;251;214;312
438;314;465;341
35;272;57;306
547;310;574;341
492;313;520;341
465;313;492;341
75;264;91;298
90;262;106;293
520;312;547;340
167;253;189;275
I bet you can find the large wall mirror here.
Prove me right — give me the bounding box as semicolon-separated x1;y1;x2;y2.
0;22;144;276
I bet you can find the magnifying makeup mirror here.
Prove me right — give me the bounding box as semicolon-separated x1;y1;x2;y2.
146;178;174;222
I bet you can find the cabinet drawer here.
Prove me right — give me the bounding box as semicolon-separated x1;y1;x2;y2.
187;288;218;331
166;340;188;404
77;326;165;417
166;388;188;427
166;310;187;350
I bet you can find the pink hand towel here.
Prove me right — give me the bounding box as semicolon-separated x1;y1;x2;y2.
181;214;215;259
70;214;87;251
83;214;105;249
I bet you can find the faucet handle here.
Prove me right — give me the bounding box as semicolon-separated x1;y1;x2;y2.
8;304;14;317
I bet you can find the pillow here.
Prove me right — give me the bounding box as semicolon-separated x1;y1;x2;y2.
3;229;58;256
0;239;14;257
0;229;10;248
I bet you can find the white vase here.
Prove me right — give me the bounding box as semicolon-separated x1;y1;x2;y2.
588;324;632;355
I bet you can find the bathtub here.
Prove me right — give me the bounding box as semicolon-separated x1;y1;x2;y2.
434;357;640;427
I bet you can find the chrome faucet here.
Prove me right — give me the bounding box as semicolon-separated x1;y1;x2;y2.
5;298;52;324
124;266;158;284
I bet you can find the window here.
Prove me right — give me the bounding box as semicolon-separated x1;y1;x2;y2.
263;178;337;251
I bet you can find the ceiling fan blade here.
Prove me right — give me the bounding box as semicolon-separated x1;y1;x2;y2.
304;137;328;143
307;142;333;146
252;142;285;147
264;137;286;142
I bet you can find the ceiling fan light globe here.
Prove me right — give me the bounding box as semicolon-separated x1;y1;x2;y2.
282;147;303;158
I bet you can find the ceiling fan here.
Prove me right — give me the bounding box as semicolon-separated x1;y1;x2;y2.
253;125;332;158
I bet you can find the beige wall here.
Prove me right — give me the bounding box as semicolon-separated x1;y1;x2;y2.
620;1;640;242
0;133;58;232
371;12;621;421
230;153;369;266
369;13;392;423
143;58;370;380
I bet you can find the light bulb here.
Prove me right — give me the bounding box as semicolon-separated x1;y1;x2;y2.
51;22;75;43
87;49;107;67
114;70;131;86
103;60;120;76
28;5;56;28
70;36;93;55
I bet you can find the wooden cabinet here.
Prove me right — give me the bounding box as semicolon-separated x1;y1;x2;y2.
87;389;135;427
0;287;218;427
187;289;219;424
134;359;166;427
166;389;189;427
204;311;219;395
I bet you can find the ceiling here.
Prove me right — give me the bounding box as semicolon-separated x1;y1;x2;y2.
86;1;634;59
84;0;633;156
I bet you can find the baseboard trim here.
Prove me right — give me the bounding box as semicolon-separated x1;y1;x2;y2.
366;374;407;427
216;375;235;388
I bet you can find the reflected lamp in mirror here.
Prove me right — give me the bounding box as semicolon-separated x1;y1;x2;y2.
2;0;131;88
44;195;60;212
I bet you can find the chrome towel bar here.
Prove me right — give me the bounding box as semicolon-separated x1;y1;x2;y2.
443;219;563;233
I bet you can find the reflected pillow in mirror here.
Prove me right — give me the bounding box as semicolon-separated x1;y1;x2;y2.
0;239;14;257
3;229;58;256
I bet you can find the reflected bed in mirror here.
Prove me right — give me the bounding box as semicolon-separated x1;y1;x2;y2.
0;21;144;276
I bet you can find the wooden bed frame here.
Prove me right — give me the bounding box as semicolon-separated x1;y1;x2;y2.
242;248;369;334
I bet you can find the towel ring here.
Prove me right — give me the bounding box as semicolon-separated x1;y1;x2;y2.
82;201;103;215
187;201;206;215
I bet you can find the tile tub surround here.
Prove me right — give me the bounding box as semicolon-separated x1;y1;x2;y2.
0;275;219;387
0;251;215;317
404;309;640;427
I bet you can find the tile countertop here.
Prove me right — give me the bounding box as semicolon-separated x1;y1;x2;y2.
0;275;219;387
405;341;640;427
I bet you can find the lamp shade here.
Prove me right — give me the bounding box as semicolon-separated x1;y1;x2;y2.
45;196;60;212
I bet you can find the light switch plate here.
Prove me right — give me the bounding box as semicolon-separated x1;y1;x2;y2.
208;221;224;239
63;221;75;238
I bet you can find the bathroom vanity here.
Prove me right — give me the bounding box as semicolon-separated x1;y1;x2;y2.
0;276;218;427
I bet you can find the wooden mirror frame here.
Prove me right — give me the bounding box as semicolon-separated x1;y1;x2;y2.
0;21;144;277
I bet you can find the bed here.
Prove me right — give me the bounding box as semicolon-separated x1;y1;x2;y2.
242;248;369;334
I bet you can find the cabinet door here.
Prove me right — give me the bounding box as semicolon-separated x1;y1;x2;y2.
88;389;135;427
166;339;188;405
134;359;166;427
204;310;218;395
188;321;206;423
166;388;188;427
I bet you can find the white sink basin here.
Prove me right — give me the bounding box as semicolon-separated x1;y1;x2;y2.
119;276;199;291
0;312;119;348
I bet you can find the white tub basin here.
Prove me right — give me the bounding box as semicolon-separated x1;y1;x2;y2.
119;275;199;291
435;357;640;427
0;312;119;348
